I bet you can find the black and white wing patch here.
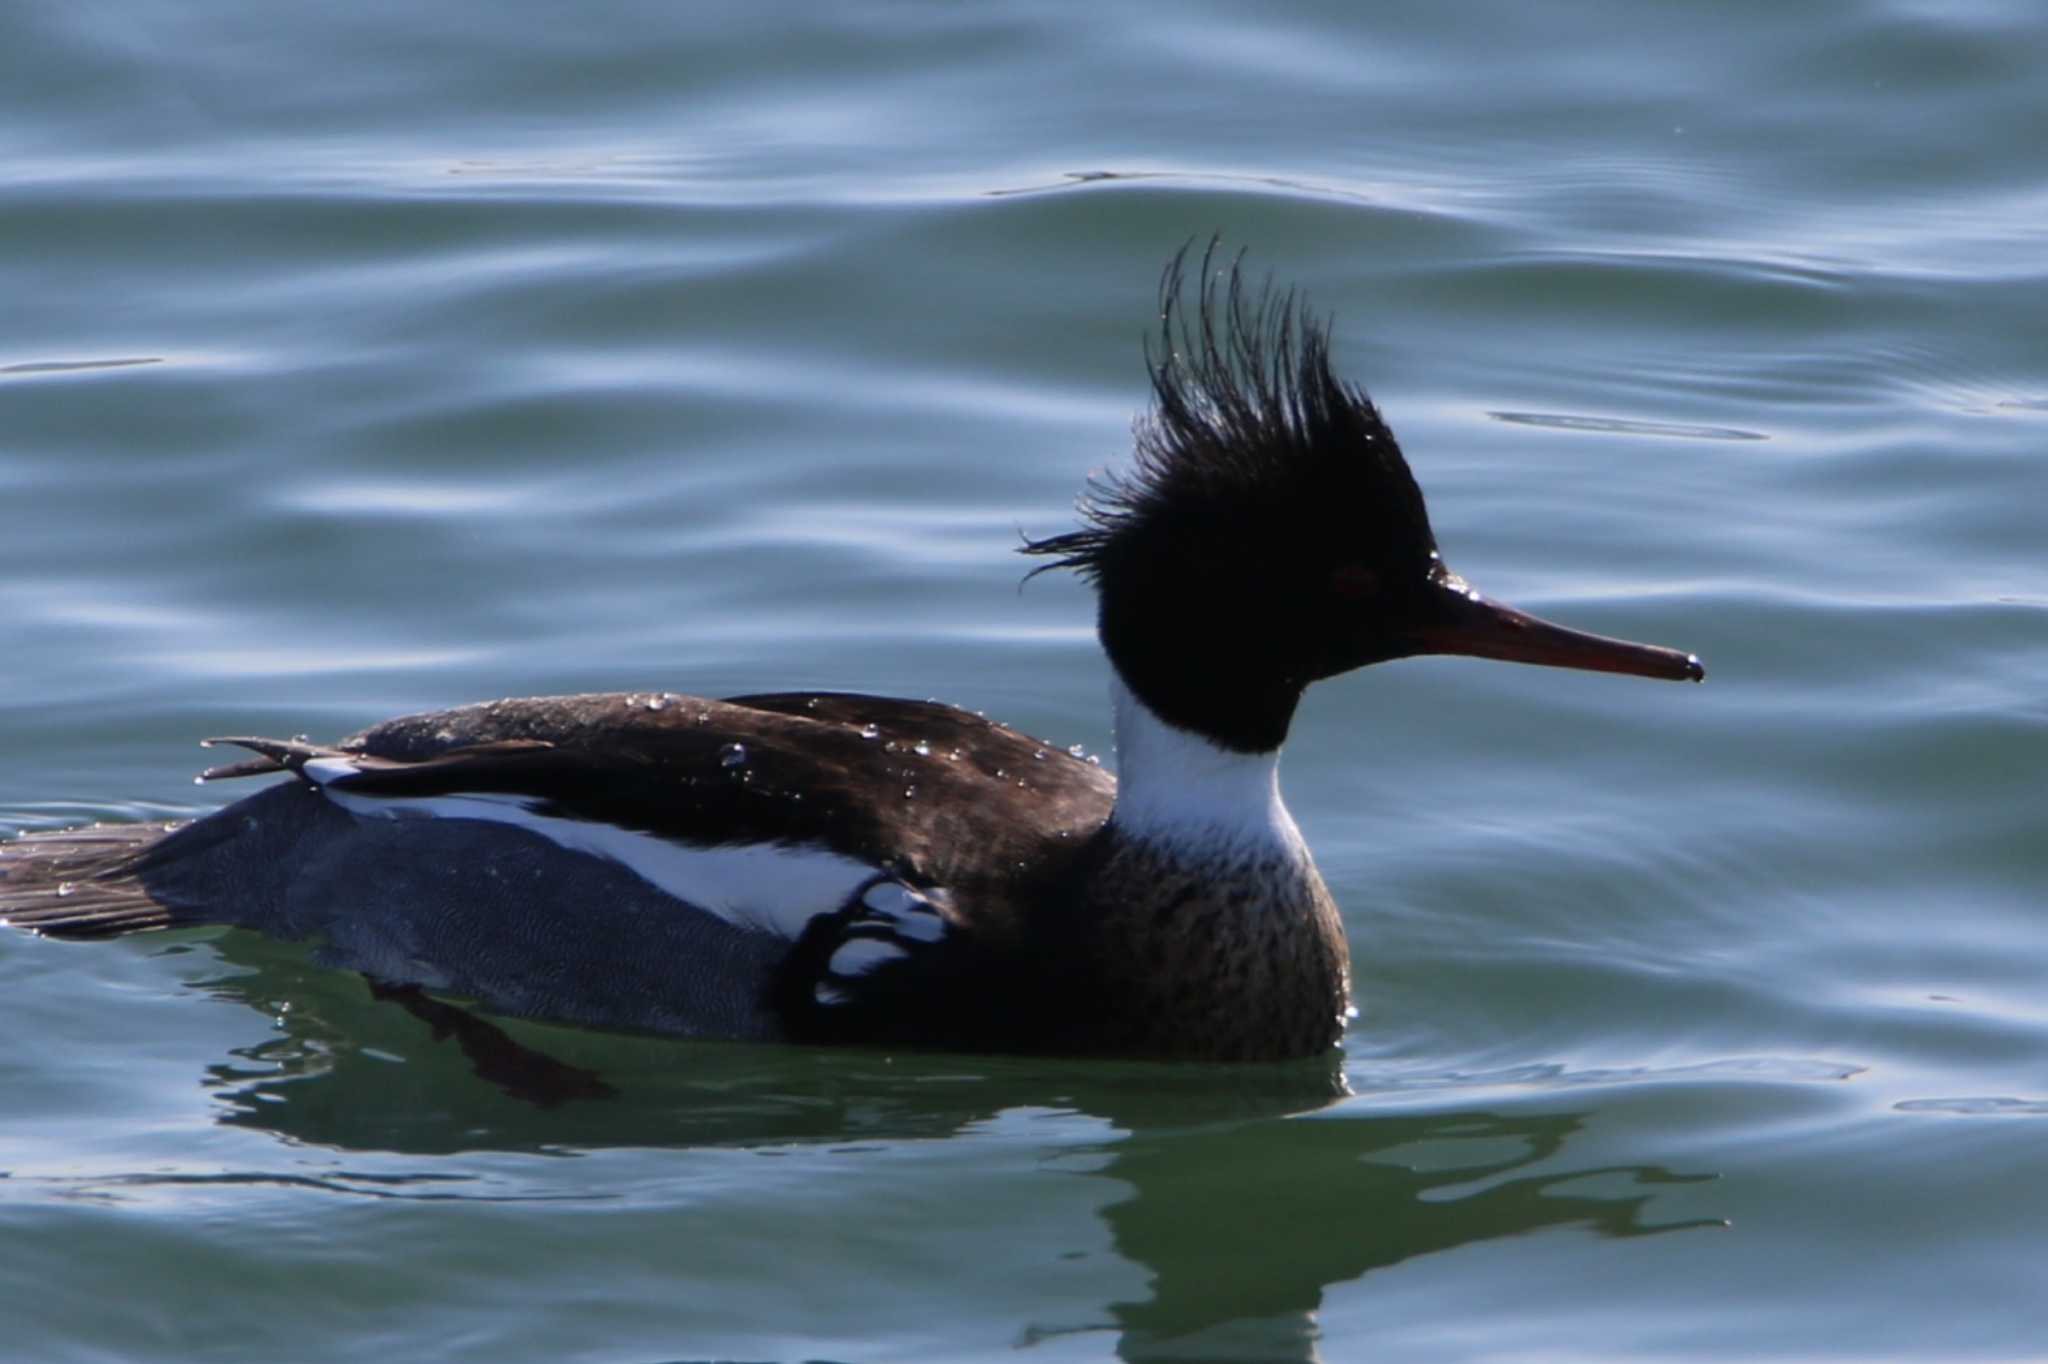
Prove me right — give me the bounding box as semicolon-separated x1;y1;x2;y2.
193;728;974;1043
789;874;954;1011
217;738;959;964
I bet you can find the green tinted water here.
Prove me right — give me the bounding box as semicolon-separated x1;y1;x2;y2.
3;2;2045;1359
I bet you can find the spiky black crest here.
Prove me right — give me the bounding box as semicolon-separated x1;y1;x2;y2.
1022;242;1433;581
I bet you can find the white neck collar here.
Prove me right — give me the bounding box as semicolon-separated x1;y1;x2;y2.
1106;676;1307;857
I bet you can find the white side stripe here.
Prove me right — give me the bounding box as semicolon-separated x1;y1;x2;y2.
858;881;949;942
307;764;880;940
827;937;908;977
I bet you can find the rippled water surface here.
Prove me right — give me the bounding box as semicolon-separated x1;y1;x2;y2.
4;2;2045;1360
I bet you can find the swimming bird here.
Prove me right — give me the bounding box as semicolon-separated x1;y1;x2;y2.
0;249;1702;1063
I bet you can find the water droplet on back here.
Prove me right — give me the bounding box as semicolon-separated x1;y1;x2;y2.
719;743;748;770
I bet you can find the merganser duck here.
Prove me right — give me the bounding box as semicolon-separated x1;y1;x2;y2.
0;248;1703;1064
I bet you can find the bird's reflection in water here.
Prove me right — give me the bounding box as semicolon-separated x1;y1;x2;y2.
1088;1102;1716;1361
185;934;1718;1363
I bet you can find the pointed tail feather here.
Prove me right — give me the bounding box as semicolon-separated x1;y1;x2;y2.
0;822;184;938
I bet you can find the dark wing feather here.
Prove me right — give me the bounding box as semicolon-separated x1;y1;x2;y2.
261;691;1118;889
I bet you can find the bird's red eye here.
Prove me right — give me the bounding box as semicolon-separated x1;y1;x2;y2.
1331;564;1381;599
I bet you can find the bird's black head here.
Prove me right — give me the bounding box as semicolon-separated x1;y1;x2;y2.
1023;245;1702;754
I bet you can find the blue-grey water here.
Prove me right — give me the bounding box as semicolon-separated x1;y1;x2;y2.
4;2;2045;1360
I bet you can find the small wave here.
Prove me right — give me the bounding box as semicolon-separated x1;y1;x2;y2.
1;356;161;377
1488;410;1768;441
1895;1096;2048;1117
1354;1054;1865;1096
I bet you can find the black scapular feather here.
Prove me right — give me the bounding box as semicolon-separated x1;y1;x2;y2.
1021;240;1432;581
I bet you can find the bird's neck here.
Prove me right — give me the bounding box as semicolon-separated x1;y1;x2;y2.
1106;676;1308;862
